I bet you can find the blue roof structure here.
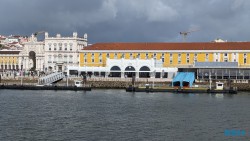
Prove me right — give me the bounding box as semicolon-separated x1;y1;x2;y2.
182;72;195;87
172;72;195;88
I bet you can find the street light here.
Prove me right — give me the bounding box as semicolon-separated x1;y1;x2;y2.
153;57;156;88
21;60;23;85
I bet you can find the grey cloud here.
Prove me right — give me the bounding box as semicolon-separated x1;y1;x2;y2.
0;0;250;43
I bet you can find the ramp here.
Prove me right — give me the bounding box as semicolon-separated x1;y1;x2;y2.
38;72;65;85
172;72;195;87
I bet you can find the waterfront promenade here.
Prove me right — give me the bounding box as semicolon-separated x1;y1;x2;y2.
0;71;249;91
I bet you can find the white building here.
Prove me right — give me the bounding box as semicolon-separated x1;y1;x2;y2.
4;37;19;44
19;34;45;71
18;32;88;72
44;32;88;72
68;58;177;79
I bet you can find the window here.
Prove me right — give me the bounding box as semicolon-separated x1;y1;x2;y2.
205;53;209;62
244;53;247;64
59;43;62;51
53;43;57;51
121;53;124;58
233;53;237;62
69;43;73;51
187;53;190;63
178;53;181;64
146;53;149;59
58;54;62;62
48;55;52;63
223;53;228;62
169;53;173;64
53;55;57;63
114;53;117;59
106;53;109;58
69;55;73;63
137;53;140;59
64;55;68;63
49;43;51;51
64;43;67;50
130;53;133;59
194;53;197;62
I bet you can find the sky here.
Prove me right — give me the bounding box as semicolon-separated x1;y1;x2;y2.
0;0;249;43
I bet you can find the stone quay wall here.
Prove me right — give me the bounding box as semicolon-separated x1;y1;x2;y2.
1;77;250;91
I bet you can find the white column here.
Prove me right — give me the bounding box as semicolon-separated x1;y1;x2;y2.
121;72;124;78
36;59;39;70
136;72;139;78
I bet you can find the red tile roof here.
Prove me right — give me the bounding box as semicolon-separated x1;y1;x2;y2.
82;42;250;50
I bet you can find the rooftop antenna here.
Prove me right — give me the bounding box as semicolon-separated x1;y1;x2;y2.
180;29;199;42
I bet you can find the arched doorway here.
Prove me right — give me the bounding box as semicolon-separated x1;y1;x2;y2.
125;66;136;78
29;51;36;71
110;66;121;77
139;66;150;78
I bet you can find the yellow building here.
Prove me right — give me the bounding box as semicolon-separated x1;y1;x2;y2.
0;50;20;71
73;42;250;80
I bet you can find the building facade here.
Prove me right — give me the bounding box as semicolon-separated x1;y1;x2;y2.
19;34;45;71
0;50;20;71
0;32;88;73
44;32;88;72
74;42;250;80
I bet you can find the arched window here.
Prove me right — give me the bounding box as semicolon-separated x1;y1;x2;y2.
58;54;62;62
110;66;121;77
53;43;57;51
64;55;68;63
69;55;73;63
53;55;57;63
139;66;150;78
48;55;52;63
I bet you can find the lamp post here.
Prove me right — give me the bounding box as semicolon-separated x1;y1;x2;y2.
21;60;23;85
209;71;211;90
66;60;70;86
153;57;156;88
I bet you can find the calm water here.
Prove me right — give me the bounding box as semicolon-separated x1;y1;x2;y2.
0;89;250;141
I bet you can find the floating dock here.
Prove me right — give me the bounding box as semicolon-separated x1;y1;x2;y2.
0;85;91;91
126;86;237;94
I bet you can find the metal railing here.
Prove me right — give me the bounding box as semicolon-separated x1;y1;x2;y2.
38;72;65;85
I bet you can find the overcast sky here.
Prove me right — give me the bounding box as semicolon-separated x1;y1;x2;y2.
0;0;249;43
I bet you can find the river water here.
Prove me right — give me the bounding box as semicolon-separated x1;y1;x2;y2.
0;89;250;141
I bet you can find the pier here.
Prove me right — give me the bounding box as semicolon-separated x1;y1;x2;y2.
125;86;237;94
0;84;91;91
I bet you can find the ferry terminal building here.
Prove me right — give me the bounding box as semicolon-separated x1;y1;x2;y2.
68;42;250;81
